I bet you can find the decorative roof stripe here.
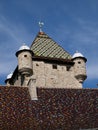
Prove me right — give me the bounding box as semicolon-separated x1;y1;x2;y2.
30;32;72;59
32;39;52;53
41;44;59;56
37;41;54;54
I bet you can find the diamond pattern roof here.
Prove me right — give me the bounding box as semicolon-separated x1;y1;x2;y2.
30;32;72;59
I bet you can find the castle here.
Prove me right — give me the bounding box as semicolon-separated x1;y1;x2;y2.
1;29;98;130
5;30;87;91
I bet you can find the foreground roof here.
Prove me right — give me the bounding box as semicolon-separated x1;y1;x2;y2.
30;32;71;59
1;86;98;130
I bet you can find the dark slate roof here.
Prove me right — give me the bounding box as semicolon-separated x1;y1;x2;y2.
1;86;98;130
30;32;71;59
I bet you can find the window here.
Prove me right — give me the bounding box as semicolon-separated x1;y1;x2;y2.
66;66;70;71
52;64;57;69
78;61;81;64
36;63;39;66
24;55;27;57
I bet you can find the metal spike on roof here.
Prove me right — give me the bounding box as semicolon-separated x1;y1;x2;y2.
39;21;44;32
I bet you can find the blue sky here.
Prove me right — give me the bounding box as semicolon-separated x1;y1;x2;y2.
0;0;98;88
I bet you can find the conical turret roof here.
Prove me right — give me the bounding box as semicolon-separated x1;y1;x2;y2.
19;44;30;51
30;32;71;59
72;51;84;59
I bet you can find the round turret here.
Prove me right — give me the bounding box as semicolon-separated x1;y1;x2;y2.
72;51;87;83
16;44;33;76
5;72;13;85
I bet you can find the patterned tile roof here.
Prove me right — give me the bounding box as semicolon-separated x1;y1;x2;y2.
30;32;72;59
1;86;98;130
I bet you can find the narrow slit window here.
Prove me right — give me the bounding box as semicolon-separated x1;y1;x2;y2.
66;66;70;71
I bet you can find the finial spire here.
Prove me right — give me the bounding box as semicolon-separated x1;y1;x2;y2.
39;21;44;32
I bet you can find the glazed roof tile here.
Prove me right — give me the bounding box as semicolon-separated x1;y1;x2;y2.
30;32;71;59
1;86;98;130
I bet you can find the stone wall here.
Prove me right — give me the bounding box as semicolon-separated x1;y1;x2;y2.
12;59;85;88
32;60;82;88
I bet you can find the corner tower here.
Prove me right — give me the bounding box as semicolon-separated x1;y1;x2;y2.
5;72;13;85
16;44;33;76
72;51;87;83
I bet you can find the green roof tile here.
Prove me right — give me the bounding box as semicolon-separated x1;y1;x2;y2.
30;32;72;59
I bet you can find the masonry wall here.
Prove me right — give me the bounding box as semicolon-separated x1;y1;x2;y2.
31;60;82;88
12;60;83;88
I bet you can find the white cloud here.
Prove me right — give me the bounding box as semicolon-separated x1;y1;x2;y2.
0;15;33;76
0;12;98;83
0;60;17;75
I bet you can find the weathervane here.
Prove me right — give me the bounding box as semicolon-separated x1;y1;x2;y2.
39;21;44;32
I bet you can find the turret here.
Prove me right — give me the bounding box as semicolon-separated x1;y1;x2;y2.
72;51;87;83
16;44;33;77
5;72;13;85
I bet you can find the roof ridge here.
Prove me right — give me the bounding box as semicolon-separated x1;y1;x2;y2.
36;87;98;90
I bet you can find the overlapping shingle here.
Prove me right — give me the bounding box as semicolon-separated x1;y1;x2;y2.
1;86;98;130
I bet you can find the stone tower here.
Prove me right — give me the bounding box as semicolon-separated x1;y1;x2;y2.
72;51;87;83
5;72;13;85
16;44;33;86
